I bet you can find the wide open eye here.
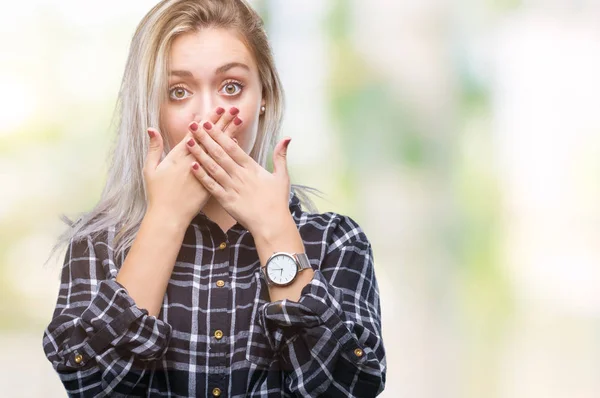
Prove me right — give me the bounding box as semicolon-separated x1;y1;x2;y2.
220;80;245;96
169;85;191;101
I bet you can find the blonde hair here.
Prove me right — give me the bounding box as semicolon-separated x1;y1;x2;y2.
46;0;322;266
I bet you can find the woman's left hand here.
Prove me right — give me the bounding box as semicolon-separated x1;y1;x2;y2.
189;119;293;237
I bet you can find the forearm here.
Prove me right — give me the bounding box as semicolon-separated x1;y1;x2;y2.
253;214;313;302
116;210;188;317
249;215;387;396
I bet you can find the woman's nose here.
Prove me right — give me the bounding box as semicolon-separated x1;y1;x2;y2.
193;94;220;120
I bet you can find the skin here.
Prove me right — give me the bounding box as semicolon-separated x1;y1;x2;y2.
160;27;267;232
158;27;313;302
116;27;312;319
160;27;263;158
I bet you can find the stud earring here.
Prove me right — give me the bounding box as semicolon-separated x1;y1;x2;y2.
260;105;266;114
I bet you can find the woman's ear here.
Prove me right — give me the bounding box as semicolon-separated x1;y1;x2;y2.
260;88;266;108
260;99;266;115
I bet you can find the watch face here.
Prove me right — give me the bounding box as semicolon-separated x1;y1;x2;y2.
266;254;298;286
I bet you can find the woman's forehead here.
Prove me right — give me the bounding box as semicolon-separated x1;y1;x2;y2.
168;28;256;74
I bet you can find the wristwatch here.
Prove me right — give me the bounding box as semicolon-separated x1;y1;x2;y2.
261;252;312;287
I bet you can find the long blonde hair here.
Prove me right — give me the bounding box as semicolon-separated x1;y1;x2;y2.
46;0;321;266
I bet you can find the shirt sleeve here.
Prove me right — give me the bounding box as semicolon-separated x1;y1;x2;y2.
257;217;387;397
42;233;172;397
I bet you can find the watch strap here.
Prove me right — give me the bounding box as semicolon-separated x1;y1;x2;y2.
293;253;312;272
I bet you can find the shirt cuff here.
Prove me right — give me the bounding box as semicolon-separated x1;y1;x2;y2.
63;279;172;369
257;270;365;363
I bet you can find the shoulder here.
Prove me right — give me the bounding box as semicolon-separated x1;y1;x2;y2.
301;211;368;248
62;222;122;270
289;192;370;254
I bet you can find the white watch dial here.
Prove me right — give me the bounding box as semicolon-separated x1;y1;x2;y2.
267;254;297;285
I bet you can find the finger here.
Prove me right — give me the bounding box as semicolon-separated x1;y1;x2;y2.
192;121;241;174
168;116;214;159
202;121;250;168
272;137;292;177
222;115;244;138
207;106;226;125
186;134;233;188
167;130;195;159
165;119;204;159
144;128;164;175
191;161;227;199
214;106;239;134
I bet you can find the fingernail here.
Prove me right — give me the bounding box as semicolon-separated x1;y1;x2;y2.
190;122;199;132
147;129;155;139
216;107;225;115
192;162;200;171
203;121;212;130
233;117;242;126
229;107;239;115
187;138;195;147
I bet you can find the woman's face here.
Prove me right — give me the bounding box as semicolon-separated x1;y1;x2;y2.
160;27;265;154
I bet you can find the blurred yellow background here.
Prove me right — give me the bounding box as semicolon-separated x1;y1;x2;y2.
2;1;600;397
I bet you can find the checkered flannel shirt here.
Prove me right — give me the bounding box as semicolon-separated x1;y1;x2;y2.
43;191;386;397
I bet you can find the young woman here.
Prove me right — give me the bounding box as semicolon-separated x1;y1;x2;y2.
42;0;386;396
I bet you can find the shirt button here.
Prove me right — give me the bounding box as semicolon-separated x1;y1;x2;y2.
214;330;223;340
354;348;364;358
212;387;222;397
218;242;227;250
74;354;83;364
216;280;225;288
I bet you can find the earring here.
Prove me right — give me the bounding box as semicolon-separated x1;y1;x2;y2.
260;105;266;114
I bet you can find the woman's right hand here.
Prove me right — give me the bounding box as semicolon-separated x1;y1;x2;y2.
143;106;240;227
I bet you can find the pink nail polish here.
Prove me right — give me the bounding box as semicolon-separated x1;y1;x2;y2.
190;122;198;132
192;163;199;171
147;129;155;139
216;107;225;115
187;138;195;147
229;107;239;115
203;122;212;130
233;117;242;126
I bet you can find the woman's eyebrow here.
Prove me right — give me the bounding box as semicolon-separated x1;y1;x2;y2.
169;62;250;78
169;70;194;78
215;62;250;74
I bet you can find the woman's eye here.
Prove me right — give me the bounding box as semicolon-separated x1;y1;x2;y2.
169;87;190;100
220;82;243;96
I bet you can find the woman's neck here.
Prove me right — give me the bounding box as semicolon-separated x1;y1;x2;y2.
201;196;237;233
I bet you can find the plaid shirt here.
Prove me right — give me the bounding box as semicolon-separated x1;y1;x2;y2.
43;191;386;397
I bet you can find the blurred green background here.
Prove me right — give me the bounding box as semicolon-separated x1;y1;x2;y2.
2;1;600;397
